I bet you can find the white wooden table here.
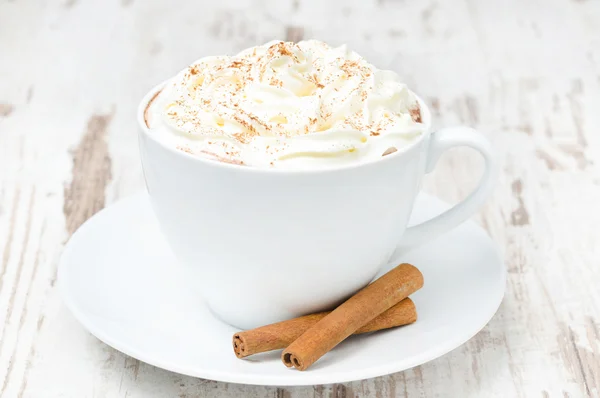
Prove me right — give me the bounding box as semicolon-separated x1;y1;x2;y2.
1;0;599;396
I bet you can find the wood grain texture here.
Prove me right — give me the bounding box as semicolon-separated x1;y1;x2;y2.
63;113;113;235
0;0;599;396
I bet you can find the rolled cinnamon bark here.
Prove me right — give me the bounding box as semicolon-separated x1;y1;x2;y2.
233;298;416;358
282;263;423;370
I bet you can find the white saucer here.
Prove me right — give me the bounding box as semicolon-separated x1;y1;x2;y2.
59;193;505;386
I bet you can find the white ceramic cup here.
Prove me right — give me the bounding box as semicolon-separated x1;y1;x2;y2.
138;82;497;329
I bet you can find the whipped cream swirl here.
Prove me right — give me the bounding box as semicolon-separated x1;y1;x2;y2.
145;40;425;169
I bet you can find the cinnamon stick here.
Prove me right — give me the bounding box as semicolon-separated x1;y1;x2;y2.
233;298;416;358
282;263;423;370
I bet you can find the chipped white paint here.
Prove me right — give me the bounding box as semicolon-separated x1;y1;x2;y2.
1;0;599;396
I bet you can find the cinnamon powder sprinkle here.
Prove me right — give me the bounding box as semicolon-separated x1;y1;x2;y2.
308;74;325;89
270;77;284;88
270;41;298;61
176;145;193;154
157;40;424;150
232;132;251;144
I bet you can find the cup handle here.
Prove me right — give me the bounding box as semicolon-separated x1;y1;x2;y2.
397;126;497;250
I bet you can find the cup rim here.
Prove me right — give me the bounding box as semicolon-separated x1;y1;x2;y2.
137;80;432;175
